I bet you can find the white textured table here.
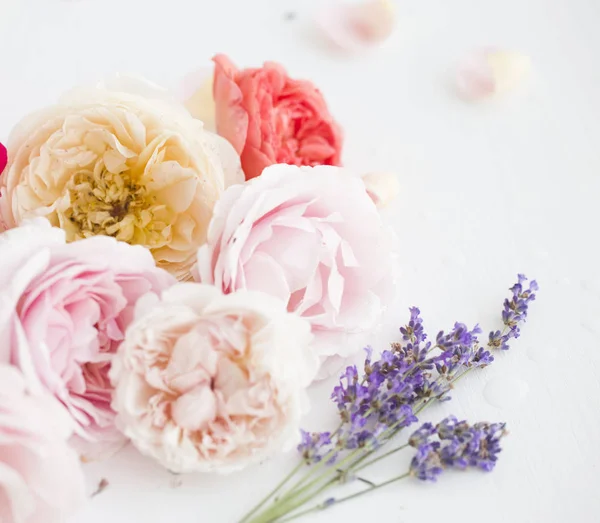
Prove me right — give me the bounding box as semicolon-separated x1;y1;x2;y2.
1;0;598;522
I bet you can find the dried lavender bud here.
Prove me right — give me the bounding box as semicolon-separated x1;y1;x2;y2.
409;416;508;480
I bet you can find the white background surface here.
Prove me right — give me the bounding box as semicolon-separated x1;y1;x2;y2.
1;0;599;522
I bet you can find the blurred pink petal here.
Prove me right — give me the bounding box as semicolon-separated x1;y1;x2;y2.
362;171;399;208
455;49;531;101
317;0;396;52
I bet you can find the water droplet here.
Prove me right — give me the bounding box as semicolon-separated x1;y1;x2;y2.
483;377;529;409
527;344;558;363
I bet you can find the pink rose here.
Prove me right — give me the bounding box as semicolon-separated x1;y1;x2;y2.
0;218;175;459
213;54;343;180
195;164;396;369
0;142;6;174
0;364;86;523
110;283;317;473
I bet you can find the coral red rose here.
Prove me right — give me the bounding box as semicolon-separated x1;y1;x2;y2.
213;54;343;180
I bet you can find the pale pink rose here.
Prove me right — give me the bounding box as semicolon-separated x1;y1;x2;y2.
110;283;317;473
0;218;175;459
0;364;86;523
213;54;343;180
195;164;396;369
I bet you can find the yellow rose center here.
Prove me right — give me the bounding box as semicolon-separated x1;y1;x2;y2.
63;165;170;246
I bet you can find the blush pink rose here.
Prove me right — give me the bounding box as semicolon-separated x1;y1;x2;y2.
110;283;317;473
0;364;86;523
213;54;343;180
0;218;175;459
195;164;396;369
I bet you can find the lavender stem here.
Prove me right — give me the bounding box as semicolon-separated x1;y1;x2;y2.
276;473;411;523
239;462;304;523
352;443;410;473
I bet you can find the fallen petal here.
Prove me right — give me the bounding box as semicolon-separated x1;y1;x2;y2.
362;171;399;208
455;49;530;101
454;50;496;100
317;0;396;52
487;50;531;95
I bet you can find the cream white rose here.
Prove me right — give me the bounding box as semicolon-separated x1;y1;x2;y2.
110;283;317;473
0;76;243;280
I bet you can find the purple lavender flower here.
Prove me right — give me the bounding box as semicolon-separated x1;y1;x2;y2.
488;275;538;351
433;321;490;379
408;422;436;447
409;442;443;481
471;346;494;367
487;330;510;351
436;323;482;350
439;438;470;469
301;275;534;470
328;308;441;455
408;416;508;480
436;416;471;441
298;430;332;464
331;365;370;425
467;422;507;471
400;307;426;344
248;276;537;523
344;429;380;450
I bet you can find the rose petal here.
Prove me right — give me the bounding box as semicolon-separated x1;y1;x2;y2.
362;171;400;208
317;0;396;52
455;48;530;101
179;68;217;132
487;50;531;95
243;252;291;304
171;386;217;431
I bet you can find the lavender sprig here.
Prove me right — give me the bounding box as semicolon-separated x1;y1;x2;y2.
489;274;538;350
408;416;508;480
240;276;537;523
